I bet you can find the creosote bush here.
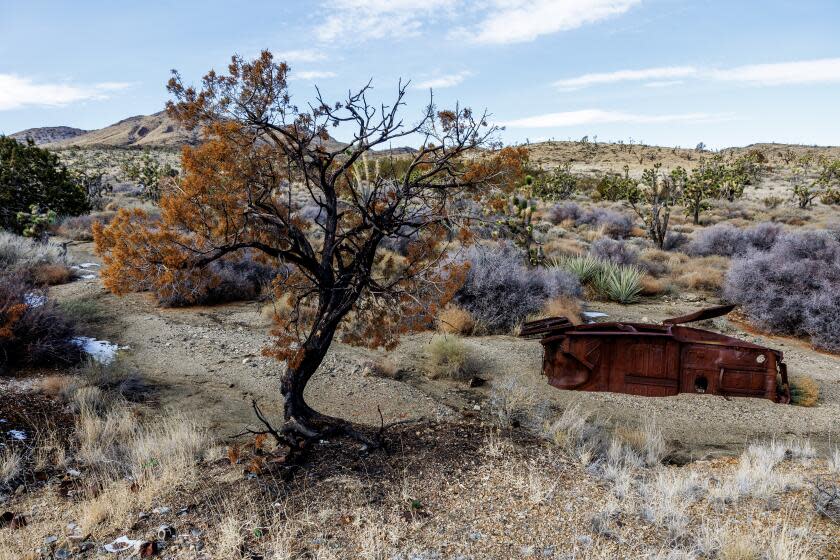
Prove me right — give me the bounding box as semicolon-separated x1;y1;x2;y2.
452;243;581;333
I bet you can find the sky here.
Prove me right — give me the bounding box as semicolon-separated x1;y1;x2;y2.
1;0;839;149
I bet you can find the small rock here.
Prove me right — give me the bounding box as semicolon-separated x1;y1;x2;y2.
44;536;59;545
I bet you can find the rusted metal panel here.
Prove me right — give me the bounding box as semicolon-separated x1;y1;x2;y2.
521;306;790;403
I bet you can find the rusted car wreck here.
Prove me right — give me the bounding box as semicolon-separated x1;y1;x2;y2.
521;305;791;403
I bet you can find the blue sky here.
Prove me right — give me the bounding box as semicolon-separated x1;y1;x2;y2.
1;0;839;148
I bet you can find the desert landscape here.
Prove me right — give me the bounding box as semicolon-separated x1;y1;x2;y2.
2;2;840;559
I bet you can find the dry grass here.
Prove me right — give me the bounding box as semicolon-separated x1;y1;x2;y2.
0;447;22;486
31;263;74;285
672;255;729;292
537;296;582;324
614;418;666;467
436;304;475;335
364;356;400;379
789;375;820;407
423;334;475;380
638;274;666;296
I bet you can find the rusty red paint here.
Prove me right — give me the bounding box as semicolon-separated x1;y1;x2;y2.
521;305;790;403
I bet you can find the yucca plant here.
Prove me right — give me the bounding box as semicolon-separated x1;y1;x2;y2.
548;255;601;283
593;263;644;304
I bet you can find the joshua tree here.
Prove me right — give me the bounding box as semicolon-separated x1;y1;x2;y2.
94;51;518;448
621;163;684;249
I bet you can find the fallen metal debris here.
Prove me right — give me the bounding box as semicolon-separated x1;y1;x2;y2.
521;305;790;403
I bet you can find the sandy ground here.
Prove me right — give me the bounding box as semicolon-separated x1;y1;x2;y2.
44;240;840;464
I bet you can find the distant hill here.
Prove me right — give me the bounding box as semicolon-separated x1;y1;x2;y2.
46;111;199;149
11;110;351;151
9;126;88;145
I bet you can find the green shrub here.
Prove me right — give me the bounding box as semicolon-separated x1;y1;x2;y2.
0;136;89;232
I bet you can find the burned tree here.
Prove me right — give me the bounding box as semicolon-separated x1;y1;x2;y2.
94;51;515;446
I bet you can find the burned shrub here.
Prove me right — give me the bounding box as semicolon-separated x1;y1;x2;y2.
724;230;840;352
588;238;639;267
686;222;783;257
0;276;83;373
452;243;581;333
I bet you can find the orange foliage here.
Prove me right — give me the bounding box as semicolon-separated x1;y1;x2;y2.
96;50;510;397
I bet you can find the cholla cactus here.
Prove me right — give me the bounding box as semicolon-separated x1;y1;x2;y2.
16;204;56;242
499;184;542;265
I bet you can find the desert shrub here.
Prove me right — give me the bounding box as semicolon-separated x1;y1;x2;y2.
578;208;634;239
546;203;634;238
662;231;689;251
532;164;577;200
0;231;73;285
56;211;117;241
452;244;581;333
436;304;475;335
157;253;279;307
58;297;109;334
763;195;783;209
546;202;581;225
686;222;783;257
588;238;639;266
423;334;474;380
0;136;89;231
724;230;840;352
0;276;83;374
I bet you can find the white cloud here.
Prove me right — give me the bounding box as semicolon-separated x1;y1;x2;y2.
456;0;642;44
413;71;473;89
317;0;457;42
502;109;733;128
643;80;685;88
317;0;638;44
0;74;131;111
292;70;337;81
553;66;696;90
710;58;840;85
554;58;840;90
275;49;328;63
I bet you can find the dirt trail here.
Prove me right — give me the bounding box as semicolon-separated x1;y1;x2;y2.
50;240;840;460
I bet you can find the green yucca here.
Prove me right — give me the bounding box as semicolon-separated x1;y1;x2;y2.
593;263;644;304
548;255;601;283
